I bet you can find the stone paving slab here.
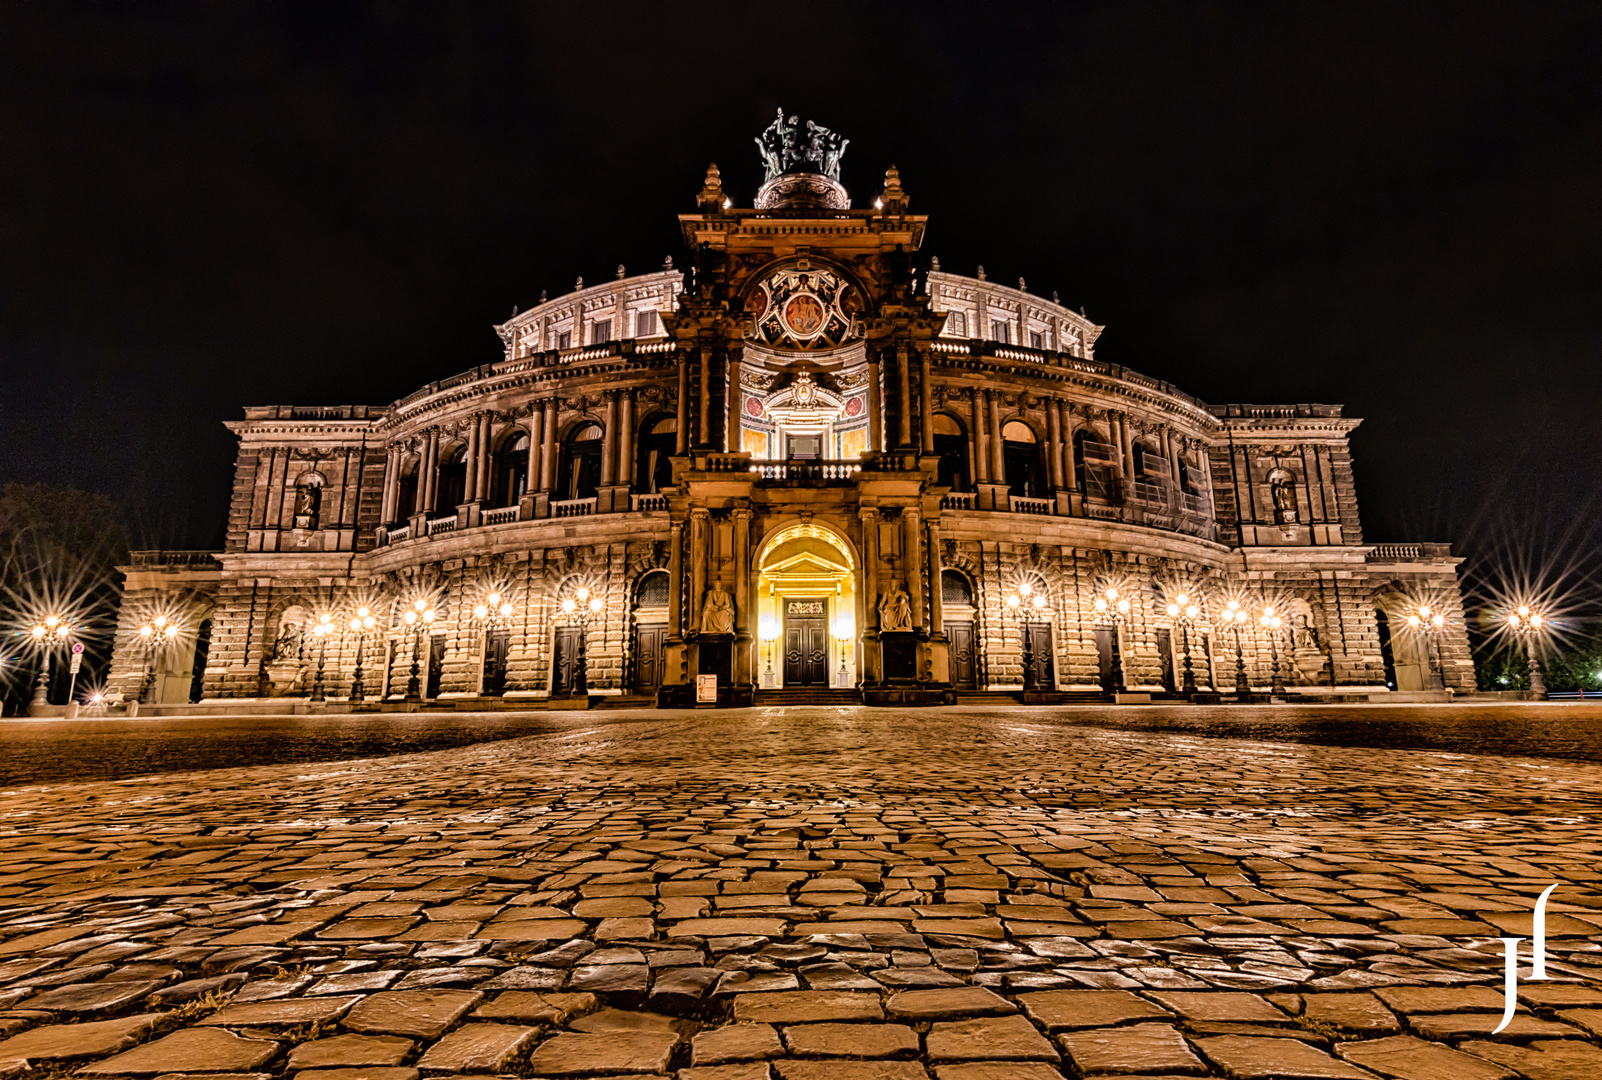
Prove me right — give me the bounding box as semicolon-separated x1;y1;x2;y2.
0;707;1597;1079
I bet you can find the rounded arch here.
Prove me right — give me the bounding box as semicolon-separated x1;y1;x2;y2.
754;518;859;572
557;420;605;502
632;568;671;612
491;429;530;508
291;471;325;529
736;254;874;315
931;411;970;493
941;567;975;608
1000;416;1044;498
436;442;469;511
635;412;678;494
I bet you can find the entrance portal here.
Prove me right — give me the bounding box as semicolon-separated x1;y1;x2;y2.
756;522;857;689
783;598;829;686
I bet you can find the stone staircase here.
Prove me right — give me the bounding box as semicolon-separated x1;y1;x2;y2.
752;687;863;706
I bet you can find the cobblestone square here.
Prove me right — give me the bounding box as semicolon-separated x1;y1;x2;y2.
0;706;1599;1079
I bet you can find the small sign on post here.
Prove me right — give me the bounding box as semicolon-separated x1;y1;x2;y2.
69;654;82;674
696;674;718;705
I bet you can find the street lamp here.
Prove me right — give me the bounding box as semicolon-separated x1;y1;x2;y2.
1220;598;1251;695
1404;603;1448;690
345;605;380;702
560;585;604;697
1005;581;1050;690
135;615;181;704
29;614;74;708
402;598;438;701
832;608;855;686
1090;585;1129;693
1505;604;1548;698
309;611;335;701
1164;592;1202;694
1259;604;1286;696
758;611;780;685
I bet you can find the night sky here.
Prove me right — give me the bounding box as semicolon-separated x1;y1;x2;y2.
3;3;1599;596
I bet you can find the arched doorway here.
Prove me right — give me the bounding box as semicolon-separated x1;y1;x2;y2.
755;523;856;689
1373;591;1430;690
631;569;670;696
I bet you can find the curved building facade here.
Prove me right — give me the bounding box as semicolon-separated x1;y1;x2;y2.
108;121;1472;708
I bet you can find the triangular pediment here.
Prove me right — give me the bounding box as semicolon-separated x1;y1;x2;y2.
764;551;850;578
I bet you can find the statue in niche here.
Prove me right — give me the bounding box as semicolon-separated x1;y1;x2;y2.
1269;469;1299;524
700;582;735;635
879;583;913;632
292;481;321;530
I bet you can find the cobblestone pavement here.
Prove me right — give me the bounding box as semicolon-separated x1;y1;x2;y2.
1;707;1600;1080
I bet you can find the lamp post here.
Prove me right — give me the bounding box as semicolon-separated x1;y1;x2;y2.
135;615;181;704
1164;592;1201;694
561;586;603;697
402;598;437;701
309;611;335;701
29;614;74;708
758;611;780;687
345;605;380;702
1505;605;1548;698
1221;599;1250;695
1090;585;1129;693
1002;581;1050;690
832;608;855;687
1404;603;1447;690
1259;604;1286;696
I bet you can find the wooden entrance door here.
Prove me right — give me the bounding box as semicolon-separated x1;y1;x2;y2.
633;623;666;696
552;625;583;697
1155;627;1175;692
783;598;828;686
1094;626;1118;692
948;620;977;690
1023;622;1055;689
426;635;446;698
482;629;510;696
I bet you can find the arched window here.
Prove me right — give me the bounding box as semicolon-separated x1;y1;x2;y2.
1268;468;1299;524
437;445;468;511
932;414;970;492
1132;442;1166;505
492;433;529;508
941;568;975;608
635;416;676;494
635;569;670;610
559;422;604;501
396;455;420;520
1074;428;1117;502
1001;421;1042;497
292;473;324;529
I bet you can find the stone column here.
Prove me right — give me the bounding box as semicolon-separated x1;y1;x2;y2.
971;390;990;483
423;429;440;512
733;508;752;699
896;345;913;448
689;508;708;631
381;447;399;522
667;520;684;638
905;507;924;630
867;351;883;452
540;399;557;491
861;507;881;684
619;389;635;493
919;346;934;454
474;413;492;501
463;415;480;506
600;391;618;485
727;348;742;453
697;347;712;449
1047;399;1065;490
526;409;541;487
927;519;944;636
988;392;1005;481
675;353;690;455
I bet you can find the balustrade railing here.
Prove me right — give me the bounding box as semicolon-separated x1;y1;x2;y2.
752;459;863;481
481;506;519;526
425;515;457;535
940;491;976;510
1009;495;1053;515
1371;543;1423;560
128;550;222;567
386;524;411;544
631;493;668;511
552;497;597;518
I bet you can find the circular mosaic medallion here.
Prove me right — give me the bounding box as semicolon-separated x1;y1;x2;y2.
782;294;826;337
844;395;864;418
